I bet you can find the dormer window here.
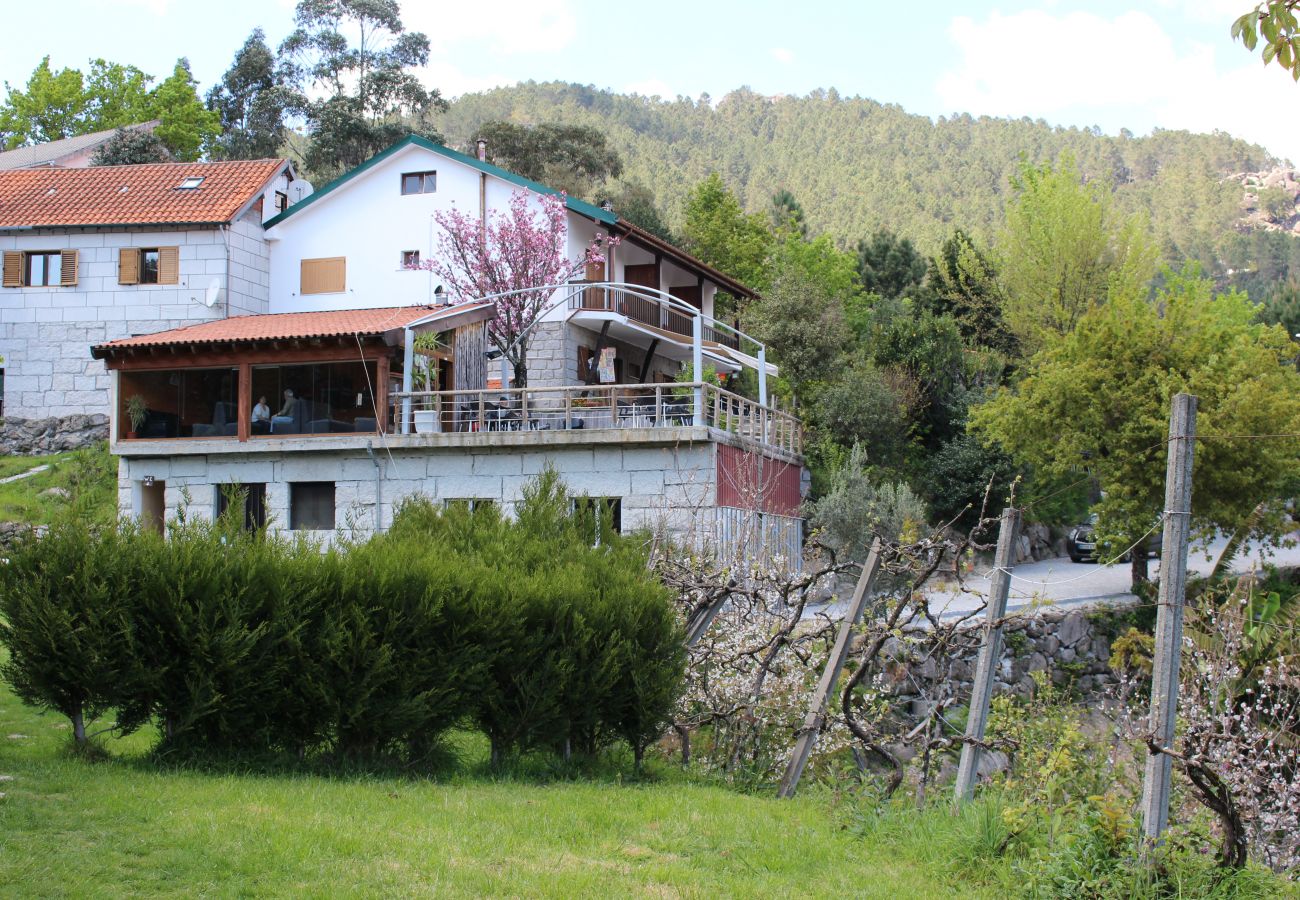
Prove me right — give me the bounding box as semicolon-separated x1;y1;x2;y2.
400;171;436;195
178;177;204;190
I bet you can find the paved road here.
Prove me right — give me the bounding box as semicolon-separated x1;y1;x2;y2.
807;535;1300;621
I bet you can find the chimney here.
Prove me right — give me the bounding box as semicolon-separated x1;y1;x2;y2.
476;139;487;162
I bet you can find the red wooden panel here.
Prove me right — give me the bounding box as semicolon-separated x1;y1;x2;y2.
716;444;801;516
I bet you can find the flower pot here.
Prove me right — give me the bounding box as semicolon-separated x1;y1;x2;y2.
413;410;441;434
125;431;138;440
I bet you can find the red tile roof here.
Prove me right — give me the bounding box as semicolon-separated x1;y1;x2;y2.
0;159;286;227
91;304;494;356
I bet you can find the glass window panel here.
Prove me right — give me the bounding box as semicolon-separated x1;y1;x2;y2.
140;250;160;285
118;367;238;439
252;361;378;436
423;173;436;193
401;173;421;195
290;482;335;530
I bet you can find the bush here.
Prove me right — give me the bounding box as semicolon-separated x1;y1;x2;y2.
0;471;685;770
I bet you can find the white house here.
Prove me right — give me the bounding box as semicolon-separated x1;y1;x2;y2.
88;137;805;563
0;158;298;418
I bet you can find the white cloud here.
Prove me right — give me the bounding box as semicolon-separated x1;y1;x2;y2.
771;47;795;65
403;0;577;55
114;0;172;12
420;60;514;100
936;9;1300;162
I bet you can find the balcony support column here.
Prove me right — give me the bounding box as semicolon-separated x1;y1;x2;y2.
692;313;704;427
757;346;768;407
401;326;414;435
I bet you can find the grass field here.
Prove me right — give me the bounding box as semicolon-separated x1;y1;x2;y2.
0;445;116;525
0;677;993;898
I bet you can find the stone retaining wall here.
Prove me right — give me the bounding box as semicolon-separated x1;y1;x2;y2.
878;604;1134;713
0;414;108;455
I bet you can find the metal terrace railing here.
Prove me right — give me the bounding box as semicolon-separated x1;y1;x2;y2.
387;382;802;456
567;283;742;350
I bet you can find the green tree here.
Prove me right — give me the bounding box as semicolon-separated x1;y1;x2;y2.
84;60;154;130
1233;2;1300;80
770;188;808;238
1258;277;1300;337
924;229;1017;355
972;266;1300;588
600;181;674;242
681;172;773;296
0;57;90;147
998;155;1156;351
91;128;172;166
474;121;623;198
743;266;851;388
148;59;221;162
856;229;926;300
207;29;294;160
280;0;446;178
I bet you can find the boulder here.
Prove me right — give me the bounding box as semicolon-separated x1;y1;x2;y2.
1058;610;1088;647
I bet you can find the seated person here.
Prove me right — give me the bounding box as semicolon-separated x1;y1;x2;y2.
252;395;271;426
271;389;298;433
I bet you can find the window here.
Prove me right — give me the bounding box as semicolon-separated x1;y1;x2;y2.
444;499;496;513
215;483;267;531
290;482;335;530
25;251;61;287
574;497;622;544
274;191;288;212
178;176;205;190
300;257;345;294
401;250;420;268
1;250;77;288
118;247;178;285
400;171;436;195
140;249;160;284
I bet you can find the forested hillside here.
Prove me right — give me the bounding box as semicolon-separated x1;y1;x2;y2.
440;81;1296;282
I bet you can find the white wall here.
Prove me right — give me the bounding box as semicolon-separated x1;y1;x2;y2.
265;145;561;314
0;223;256;418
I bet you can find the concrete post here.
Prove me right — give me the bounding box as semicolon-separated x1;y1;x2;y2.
1141;392;1198;844
757;345;768;407
954;506;1021;803
777;538;883;799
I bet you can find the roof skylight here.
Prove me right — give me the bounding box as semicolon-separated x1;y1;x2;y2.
178;176;204;190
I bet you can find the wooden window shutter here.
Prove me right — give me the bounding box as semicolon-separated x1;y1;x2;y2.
159;246;179;285
300;257;346;294
2;251;20;288
60;250;78;286
577;345;592;383
119;248;139;285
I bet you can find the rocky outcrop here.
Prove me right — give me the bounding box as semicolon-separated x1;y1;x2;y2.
0;415;108;455
1225;167;1300;235
0;521;45;547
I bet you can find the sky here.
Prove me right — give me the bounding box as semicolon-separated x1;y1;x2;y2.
4;0;1298;163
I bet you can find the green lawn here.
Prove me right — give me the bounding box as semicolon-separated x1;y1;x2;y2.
0;446;116;526
0;680;986;898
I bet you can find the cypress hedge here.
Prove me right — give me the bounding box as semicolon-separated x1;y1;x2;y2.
0;472;684;769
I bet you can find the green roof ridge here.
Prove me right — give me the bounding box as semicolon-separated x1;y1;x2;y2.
263;135;617;229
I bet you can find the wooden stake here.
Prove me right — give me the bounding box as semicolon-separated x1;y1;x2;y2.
1141;392;1197;844
954;506;1021;804
777;538;883;799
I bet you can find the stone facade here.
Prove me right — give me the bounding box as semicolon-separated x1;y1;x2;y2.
0;212;271;419
118;433;721;542
527;321;683;390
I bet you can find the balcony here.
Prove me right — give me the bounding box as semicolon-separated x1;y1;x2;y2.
387;381;802;457
568;284;741;350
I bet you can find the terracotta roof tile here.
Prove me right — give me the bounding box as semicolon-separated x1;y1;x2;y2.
0;159;286;227
92;304;494;355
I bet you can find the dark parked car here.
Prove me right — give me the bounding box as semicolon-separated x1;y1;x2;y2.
1067;514;1162;564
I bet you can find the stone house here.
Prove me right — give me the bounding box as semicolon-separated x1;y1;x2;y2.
0;157;298;419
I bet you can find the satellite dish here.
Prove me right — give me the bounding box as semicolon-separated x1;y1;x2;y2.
204;278;221;309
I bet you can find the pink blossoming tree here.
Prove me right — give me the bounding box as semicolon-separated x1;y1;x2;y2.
410;188;616;387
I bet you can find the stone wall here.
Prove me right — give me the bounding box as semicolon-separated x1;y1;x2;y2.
879;604;1130;713
527;322;683;389
0;414;108;454
0;211;269;420
118;438;718;542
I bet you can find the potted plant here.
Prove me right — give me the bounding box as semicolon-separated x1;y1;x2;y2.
125;394;148;439
411;333;445;434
